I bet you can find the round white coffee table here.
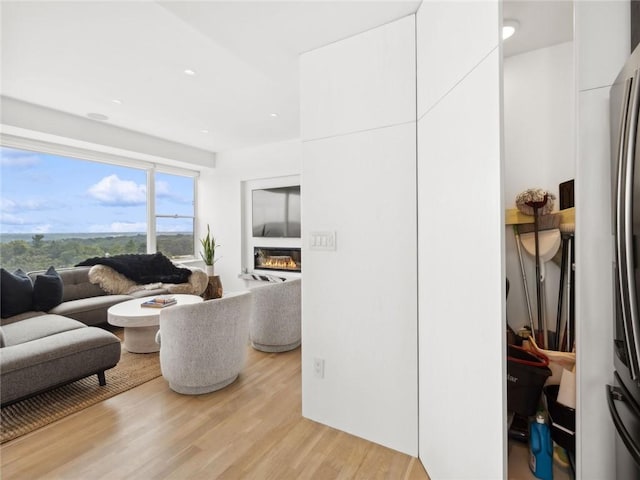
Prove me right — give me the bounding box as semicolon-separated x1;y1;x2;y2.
108;294;203;353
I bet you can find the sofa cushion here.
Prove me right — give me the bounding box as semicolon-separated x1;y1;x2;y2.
0;326;5;348
1;314;85;347
32;266;64;311
58;267;107;301
0;326;121;405
0;310;48;325
1;268;33;318
0;326;120;375
49;294;132;315
48;294;132;325
27;267;106;302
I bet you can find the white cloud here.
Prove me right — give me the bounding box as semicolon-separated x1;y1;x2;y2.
0;224;53;235
0;150;40;168
1;197;57;213
157;225;192;233
0;212;25;225
156;180;170;196
89;222;147;233
0;198;18;213
155;180;191;204
109;222;146;232
87;175;146;206
32;224;52;233
0;215;49;233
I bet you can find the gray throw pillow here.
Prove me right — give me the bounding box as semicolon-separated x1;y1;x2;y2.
32;266;64;311
0;268;33;318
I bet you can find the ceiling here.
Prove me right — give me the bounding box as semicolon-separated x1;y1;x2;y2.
0;1;573;156
503;0;573;57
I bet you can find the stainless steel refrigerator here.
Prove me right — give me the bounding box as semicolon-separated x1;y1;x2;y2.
608;42;640;480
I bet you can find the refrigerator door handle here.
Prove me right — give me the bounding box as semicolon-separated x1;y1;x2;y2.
607;384;640;466
616;76;639;378
624;69;640;375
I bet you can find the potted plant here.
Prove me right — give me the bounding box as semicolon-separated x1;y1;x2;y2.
200;224;220;276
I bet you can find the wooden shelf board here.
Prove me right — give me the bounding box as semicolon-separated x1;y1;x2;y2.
505;207;575;226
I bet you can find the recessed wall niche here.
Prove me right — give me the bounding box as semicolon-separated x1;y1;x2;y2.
241;174;301;278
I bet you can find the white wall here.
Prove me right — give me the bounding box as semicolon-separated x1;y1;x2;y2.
503;42;575;207
417;1;504;478
575;1;629;477
300;16;418;456
198;139;301;293
503;42;575;334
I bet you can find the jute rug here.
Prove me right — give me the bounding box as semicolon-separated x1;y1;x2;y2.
0;331;161;444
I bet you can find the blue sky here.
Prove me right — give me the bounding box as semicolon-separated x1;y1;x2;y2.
0;147;193;235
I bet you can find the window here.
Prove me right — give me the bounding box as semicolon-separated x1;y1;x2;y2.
0;146;197;272
155;172;195;258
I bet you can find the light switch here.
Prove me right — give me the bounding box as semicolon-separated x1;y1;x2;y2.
310;231;336;251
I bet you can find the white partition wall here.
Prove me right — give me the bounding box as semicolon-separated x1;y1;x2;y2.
574;1;629;477
300;16;418;455
416;2;505;478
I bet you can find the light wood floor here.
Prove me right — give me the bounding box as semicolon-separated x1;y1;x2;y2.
1;346;429;479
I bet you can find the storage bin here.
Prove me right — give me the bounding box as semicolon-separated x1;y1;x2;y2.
543;384;575;456
507;345;552;417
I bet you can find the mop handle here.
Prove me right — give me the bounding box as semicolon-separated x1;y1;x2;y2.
513;225;535;333
526;195;549;349
555;235;569;350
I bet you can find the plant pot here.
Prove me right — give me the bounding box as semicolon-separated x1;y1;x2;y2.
205;265;214;276
203;275;223;300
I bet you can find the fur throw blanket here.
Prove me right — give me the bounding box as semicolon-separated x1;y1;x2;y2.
77;253;192;284
88;264;208;295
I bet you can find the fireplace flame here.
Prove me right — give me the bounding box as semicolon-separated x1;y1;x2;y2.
260;255;298;270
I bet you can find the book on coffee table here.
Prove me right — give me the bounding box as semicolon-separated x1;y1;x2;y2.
141;296;177;308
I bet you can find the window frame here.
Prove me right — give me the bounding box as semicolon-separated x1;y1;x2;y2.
0;135;200;260
151;169;198;258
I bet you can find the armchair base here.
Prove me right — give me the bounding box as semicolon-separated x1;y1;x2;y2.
169;374;238;395
251;340;300;353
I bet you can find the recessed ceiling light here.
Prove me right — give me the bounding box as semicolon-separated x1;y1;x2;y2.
87;112;109;121
112;99;122;105
503;20;519;40
270;113;279;118
184;69;196;76
200;129;209;134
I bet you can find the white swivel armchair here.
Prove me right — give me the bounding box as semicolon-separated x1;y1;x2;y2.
156;291;252;394
249;278;301;352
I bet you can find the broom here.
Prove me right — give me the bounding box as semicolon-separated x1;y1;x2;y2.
515;189;561;349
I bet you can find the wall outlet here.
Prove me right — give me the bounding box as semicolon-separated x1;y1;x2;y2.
313;358;325;378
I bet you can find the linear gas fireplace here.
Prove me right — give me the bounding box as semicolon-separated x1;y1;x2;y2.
254;247;301;273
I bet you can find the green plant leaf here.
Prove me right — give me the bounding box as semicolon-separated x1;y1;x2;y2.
199;224;220;265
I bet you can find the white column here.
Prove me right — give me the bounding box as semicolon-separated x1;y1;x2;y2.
417;1;505;478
